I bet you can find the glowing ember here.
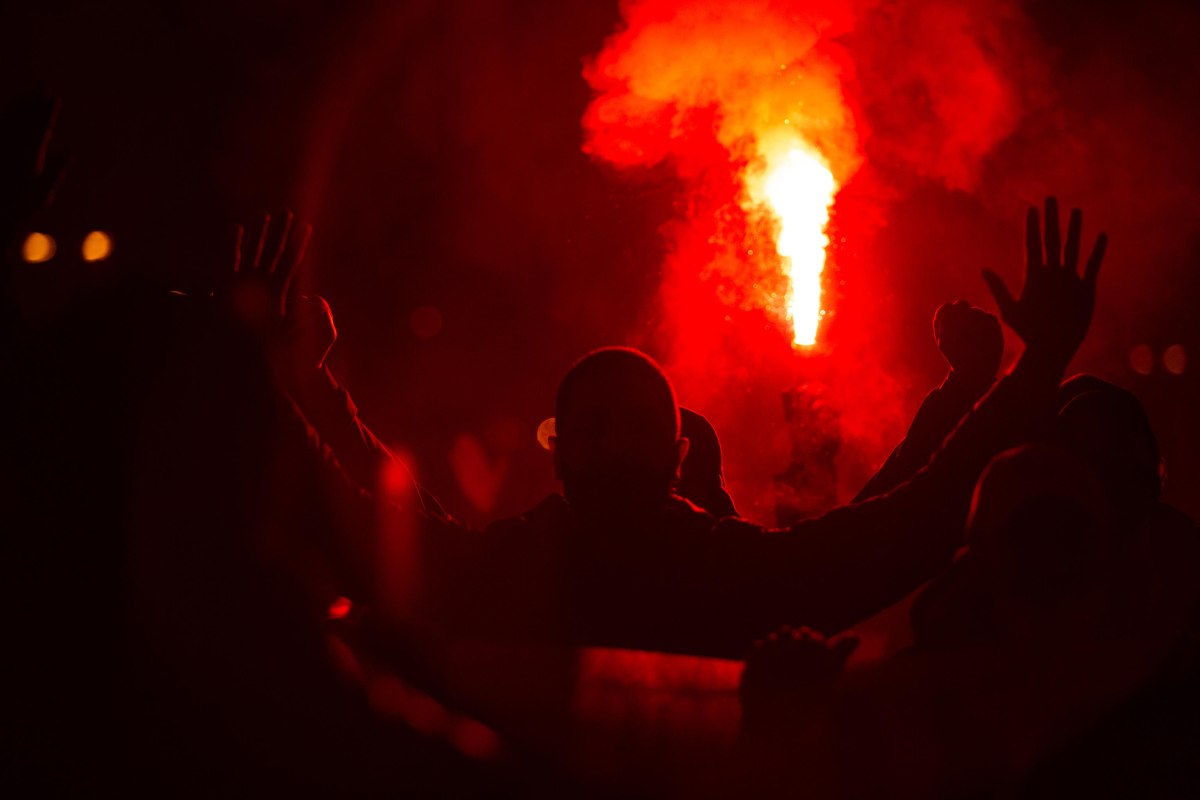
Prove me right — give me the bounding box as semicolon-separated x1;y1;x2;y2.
755;145;837;346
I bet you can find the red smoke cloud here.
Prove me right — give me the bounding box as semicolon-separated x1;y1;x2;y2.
582;0;1051;520
849;0;1047;190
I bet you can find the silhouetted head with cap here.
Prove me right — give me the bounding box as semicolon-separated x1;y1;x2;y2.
551;347;688;517
1056;374;1162;526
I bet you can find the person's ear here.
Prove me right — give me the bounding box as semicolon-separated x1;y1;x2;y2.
674;436;690;477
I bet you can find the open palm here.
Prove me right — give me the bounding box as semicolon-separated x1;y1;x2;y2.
982;197;1106;367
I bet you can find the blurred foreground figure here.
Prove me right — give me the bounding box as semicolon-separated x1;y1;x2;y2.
736;440;1197;798
1;106;508;790
906;376;1200;798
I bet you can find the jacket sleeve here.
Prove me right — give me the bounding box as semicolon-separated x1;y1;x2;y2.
853;370;994;503
285;364;449;519
706;354;1059;644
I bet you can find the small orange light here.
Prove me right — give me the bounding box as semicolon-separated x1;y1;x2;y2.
22;232;56;263
1163;344;1187;376
536;418;556;450
81;231;113;262
1129;344;1153;376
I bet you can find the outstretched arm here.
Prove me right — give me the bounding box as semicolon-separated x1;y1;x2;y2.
854;301;1004;502
288;360;450;520
221;213;446;517
711;198;1108;646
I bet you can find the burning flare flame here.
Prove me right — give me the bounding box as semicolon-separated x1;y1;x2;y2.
755;144;837;346
581;1;862;351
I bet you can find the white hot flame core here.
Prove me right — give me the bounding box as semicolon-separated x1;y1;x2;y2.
761;146;836;346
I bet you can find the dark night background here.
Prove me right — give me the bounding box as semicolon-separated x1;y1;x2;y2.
4;0;1197;524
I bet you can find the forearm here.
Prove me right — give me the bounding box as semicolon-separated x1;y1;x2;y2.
747;346;1062;637
854;370;994;503
282;363;459;520
285;366;392;485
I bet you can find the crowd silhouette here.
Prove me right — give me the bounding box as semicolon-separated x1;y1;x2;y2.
4;93;1198;797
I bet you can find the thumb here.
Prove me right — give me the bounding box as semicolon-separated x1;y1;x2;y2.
981;269;1018;323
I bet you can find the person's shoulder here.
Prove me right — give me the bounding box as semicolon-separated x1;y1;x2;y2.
712;514;766;537
485;493;571;537
662;494;723;531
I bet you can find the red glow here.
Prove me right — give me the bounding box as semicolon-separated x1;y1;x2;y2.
327;595;353;620
581;0;878;519
368;675;452;735
583;1;860;347
583;1;1051;520
1163;344;1187;376
450;433;508;514
1130;344;1154;376
451;719;503;761
365;673;503;761
756;145;837;345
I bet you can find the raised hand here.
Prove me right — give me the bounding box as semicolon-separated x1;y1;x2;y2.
740;626;858;709
229;211;310;320
982;197;1106;369
933;300;1004;386
224;212;335;371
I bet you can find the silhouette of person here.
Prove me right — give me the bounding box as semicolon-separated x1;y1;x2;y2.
550;346;688;518
224;213;448;521
1012;374;1200;798
731;442;1190;799
677;407;738;518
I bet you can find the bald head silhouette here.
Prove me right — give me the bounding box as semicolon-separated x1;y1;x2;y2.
552;348;688;516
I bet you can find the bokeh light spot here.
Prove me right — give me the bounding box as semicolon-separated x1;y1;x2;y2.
1129;344;1153;376
450;433;506;513
379;451;419;502
410;306;443;339
451;719;503;761
22;232;55;263
81;230;113;262
1163;344;1187;376
327;596;353;620
536;418;556;450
